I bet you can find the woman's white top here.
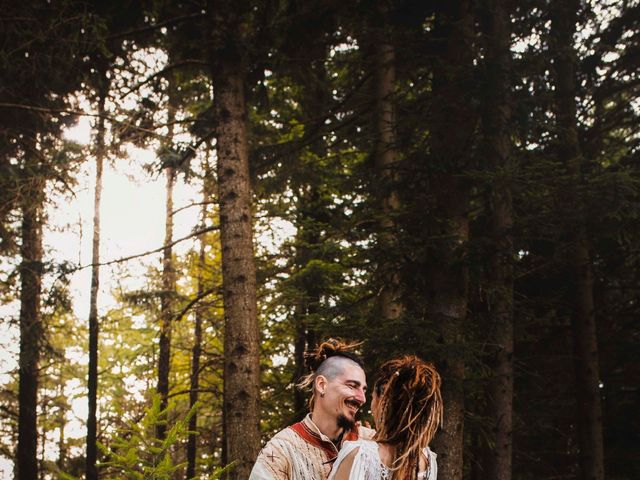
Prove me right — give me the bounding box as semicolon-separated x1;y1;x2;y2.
328;439;438;480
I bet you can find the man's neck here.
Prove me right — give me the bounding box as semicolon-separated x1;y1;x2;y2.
309;408;344;441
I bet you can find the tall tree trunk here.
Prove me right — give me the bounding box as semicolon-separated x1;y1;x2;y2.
482;0;514;478
292;294;319;419
186;187;210;479
373;35;403;324
156;161;176;440
156;87;177;441
291;187;322;421
86;81;107;480
186;239;204;479
17;143;45;480
208;2;261;476
289;41;330;420
293;312;308;417
427;2;475;480
58;365;67;471
551;2;605;479
39;399;46;480
292;290;320;420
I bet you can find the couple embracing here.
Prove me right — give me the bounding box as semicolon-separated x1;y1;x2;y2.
249;339;443;480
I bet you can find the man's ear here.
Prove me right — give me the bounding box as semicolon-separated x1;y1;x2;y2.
315;375;327;394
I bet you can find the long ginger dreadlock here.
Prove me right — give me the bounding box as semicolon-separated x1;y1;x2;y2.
297;338;364;410
373;355;443;479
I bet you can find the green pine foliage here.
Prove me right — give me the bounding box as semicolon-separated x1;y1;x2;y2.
58;395;232;480
97;394;192;479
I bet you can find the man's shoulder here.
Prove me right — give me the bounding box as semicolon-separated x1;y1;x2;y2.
262;425;299;446
251;421;326;480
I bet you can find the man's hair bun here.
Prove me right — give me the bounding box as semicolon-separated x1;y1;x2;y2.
303;338;363;373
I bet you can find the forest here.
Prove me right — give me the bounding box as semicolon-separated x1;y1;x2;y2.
0;0;639;479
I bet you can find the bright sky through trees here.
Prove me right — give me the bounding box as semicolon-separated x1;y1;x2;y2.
0;112;296;476
1;117;203;474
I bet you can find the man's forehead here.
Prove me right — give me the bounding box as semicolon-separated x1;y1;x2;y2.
319;355;366;384
336;361;367;385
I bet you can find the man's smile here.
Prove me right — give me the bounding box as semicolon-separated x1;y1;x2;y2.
345;399;361;415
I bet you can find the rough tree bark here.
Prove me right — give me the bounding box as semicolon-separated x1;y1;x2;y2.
86;79;107;480
482;0;514;478
17;140;45;480
427;2;475;479
551;2;605;479
207;2;261;476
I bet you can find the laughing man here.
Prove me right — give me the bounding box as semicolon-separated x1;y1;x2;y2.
249;339;374;479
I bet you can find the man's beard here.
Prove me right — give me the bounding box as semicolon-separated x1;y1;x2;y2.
337;413;356;431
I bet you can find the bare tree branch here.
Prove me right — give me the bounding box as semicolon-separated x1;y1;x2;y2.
59;225;220;277
171;200;217;217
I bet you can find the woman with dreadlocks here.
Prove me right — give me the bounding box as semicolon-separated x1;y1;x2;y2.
328;355;443;480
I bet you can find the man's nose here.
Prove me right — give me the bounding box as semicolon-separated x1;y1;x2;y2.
354;388;366;404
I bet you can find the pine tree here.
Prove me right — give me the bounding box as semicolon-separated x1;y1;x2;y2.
206;1;261;475
86;70;108;480
480;0;515;478
156;90;178;441
17;135;45;480
550;1;605;478
424;2;476;478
